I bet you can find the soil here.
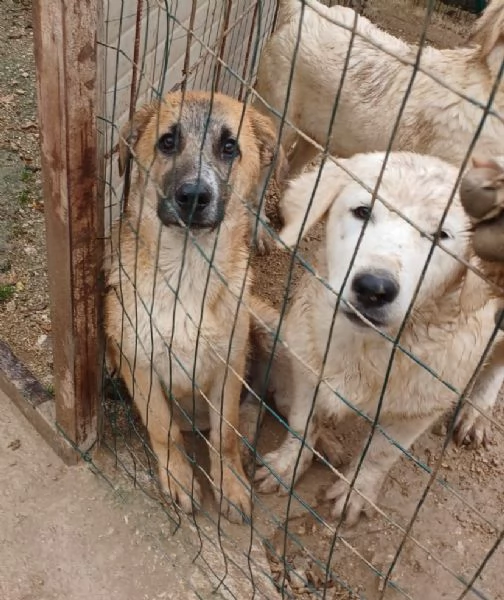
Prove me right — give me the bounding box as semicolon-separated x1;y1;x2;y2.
0;0;52;391
0;386;223;600
0;1;502;600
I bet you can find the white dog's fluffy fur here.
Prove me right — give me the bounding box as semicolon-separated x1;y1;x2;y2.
254;0;504;178
251;152;504;525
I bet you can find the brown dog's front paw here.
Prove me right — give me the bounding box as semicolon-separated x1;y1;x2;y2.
252;218;274;256
159;458;202;514
213;464;252;523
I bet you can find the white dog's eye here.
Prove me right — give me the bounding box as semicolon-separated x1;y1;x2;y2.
351;206;371;220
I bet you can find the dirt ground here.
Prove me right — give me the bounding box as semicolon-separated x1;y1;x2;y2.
1;1;503;599
0;386;237;600
0;0;52;391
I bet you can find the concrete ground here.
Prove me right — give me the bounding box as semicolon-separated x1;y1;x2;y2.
0;388;216;600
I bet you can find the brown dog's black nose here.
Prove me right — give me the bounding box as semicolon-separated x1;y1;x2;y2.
175;182;213;214
352;271;399;308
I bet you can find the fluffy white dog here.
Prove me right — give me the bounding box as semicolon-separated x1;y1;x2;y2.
249;152;503;525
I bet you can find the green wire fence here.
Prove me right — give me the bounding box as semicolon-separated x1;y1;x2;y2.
31;0;503;599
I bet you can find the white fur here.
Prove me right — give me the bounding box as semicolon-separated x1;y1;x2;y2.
254;152;504;525
255;0;504;178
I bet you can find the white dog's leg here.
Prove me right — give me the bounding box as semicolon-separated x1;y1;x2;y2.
287;137;320;179
453;340;504;448
327;412;441;527
254;378;319;494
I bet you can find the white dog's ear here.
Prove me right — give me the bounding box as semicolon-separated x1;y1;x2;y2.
277;161;349;249
470;0;504;68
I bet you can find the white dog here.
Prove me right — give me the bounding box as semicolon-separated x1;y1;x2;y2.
254;0;504;178
251;152;504;525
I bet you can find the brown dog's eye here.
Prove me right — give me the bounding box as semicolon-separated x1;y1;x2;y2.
157;130;178;155
351;206;371;220
221;137;240;160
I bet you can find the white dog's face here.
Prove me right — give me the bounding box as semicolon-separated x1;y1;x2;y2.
322;155;471;333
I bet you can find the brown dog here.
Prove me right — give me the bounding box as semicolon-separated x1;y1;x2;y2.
104;91;285;522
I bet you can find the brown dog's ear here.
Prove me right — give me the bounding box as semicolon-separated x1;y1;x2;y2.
118;100;160;177
277;160;349;249
248;109;289;186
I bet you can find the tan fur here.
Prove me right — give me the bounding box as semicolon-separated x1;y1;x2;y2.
105;91;278;521
248;111;289;254
249;152;504;525
254;0;504;180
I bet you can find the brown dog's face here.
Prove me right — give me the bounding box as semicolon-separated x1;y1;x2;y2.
119;91;281;231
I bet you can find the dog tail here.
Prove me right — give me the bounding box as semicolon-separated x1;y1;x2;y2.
469;0;504;63
276;0;301;29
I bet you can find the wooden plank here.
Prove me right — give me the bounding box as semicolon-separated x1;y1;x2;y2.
32;0;105;453
0;341;78;465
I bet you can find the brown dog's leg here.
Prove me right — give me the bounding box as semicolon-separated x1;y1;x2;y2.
120;362;202;513
208;355;252;523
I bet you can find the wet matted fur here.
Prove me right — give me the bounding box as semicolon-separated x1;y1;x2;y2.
104;91;284;522
254;0;504;179
248;152;503;525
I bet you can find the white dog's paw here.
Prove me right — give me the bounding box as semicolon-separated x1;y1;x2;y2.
254;437;313;494
453;405;491;449
326;477;376;527
275;229;297;252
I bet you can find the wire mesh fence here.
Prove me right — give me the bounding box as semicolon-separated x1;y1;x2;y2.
33;0;504;598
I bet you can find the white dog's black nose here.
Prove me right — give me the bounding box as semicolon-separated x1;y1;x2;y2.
175;181;213;215
352;271;399;307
